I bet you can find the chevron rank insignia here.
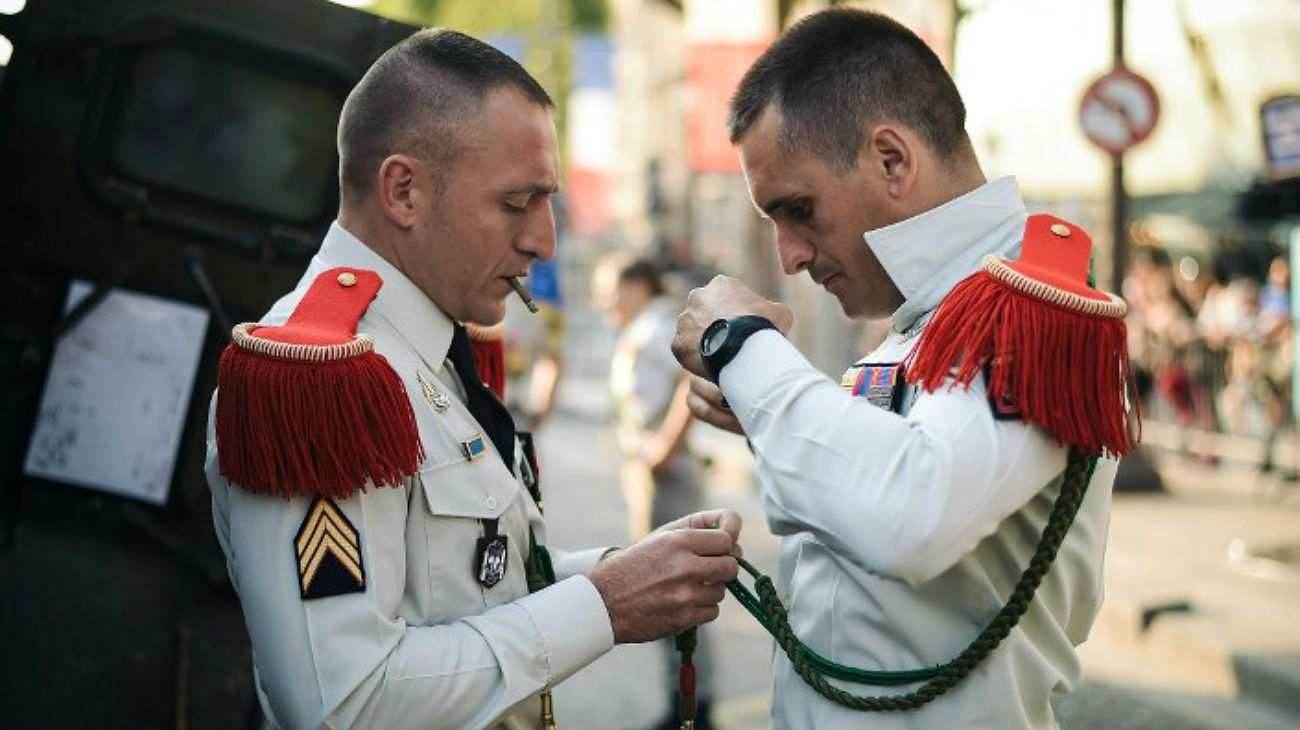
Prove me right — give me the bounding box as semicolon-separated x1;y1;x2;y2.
842;362;906;413
295;497;365;600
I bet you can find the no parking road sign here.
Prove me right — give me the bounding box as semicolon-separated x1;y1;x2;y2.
1079;67;1161;156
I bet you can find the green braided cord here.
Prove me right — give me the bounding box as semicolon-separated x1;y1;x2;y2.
723;448;1098;711
724;570;938;686
676;627;698;657
525;529;556;594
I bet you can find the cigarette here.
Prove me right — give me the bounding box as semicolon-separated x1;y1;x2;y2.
508;276;539;313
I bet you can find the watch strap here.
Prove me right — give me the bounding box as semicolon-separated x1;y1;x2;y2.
703;315;777;383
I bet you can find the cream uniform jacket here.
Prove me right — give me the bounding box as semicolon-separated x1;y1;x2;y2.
206;223;614;730
720;178;1117;729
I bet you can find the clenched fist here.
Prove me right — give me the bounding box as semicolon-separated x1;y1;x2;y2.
587;508;742;644
671;275;793;380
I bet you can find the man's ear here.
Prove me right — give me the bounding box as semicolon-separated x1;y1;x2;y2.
862;125;917;200
376;154;423;229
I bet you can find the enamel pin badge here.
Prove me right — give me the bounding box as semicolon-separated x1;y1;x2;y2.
462;433;488;461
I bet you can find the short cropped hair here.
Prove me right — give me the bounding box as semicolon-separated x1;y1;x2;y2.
727;8;970;172
337;29;553;198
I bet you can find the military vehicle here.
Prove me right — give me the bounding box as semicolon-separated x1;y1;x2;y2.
0;1;415;726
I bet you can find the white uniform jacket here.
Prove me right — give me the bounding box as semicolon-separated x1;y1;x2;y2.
720;178;1117;729
206;223;614;730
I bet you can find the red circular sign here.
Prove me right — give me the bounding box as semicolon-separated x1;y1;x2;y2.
1079;67;1161;156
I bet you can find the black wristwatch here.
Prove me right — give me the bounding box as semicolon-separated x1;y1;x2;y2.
701;315;778;384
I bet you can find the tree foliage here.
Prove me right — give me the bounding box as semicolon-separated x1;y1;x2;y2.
367;0;607;33
361;0;610;168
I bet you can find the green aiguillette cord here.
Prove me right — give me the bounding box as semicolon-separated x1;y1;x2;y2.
679;449;1097;713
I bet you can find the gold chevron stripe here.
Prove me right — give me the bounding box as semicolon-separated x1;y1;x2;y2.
300;532;364;592
299;501;358;554
298;514;362;573
296;500;330;554
296;500;358;555
294;498;365;596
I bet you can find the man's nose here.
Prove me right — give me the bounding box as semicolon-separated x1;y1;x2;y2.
776;226;813;275
518;202;557;261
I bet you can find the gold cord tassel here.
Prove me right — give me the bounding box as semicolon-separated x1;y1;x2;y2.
540;688;557;730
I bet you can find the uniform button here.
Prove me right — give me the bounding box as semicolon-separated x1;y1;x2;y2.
337;272;358;287
485;496;497;509
1050;223;1071;238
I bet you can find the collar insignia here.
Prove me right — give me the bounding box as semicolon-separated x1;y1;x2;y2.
416;369;451;412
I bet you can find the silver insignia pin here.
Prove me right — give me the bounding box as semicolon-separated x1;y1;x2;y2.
415;370;450;412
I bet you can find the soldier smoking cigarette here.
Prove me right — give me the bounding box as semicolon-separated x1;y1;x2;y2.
508;276;539;313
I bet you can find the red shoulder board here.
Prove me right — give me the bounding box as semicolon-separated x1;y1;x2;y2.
215;267;423;499
905;215;1140;458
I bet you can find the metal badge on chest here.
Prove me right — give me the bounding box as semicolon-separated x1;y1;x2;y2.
475;518;508;589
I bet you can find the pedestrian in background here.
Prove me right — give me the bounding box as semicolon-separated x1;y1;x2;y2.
592;255;718;730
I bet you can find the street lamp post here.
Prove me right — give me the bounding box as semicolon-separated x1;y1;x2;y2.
1111;0;1127;292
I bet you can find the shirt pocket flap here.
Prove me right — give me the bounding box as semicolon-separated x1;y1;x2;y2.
418;459;518;520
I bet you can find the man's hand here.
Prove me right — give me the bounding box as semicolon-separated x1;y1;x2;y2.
671;275;792;379
655;508;742;547
684;375;743;435
587;509;742;644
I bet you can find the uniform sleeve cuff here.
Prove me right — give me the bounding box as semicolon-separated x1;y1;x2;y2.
516;575;614;686
549;547;615;581
718;329;812;422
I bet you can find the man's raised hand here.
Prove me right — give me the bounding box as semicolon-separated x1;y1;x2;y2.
671;275;792;379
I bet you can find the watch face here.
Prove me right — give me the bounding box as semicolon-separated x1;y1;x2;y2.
702;320;730;357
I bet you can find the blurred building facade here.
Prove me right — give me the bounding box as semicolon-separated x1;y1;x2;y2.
270;0;1300;438
602;0;1298;440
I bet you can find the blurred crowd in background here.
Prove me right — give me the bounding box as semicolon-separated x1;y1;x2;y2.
1125;240;1294;469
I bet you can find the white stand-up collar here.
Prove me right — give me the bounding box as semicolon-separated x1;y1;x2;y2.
865;176;1028;333
294;221;456;368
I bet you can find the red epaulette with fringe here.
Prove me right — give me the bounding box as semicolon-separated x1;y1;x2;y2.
905;214;1140;458
215;268;423;499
